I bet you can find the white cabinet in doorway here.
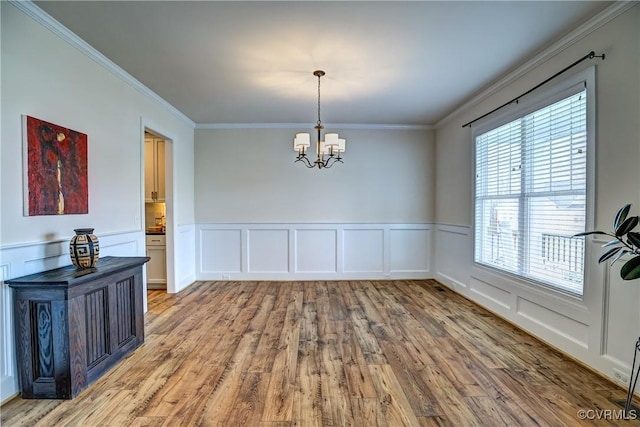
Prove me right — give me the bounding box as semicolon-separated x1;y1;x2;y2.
145;136;165;202
146;234;166;289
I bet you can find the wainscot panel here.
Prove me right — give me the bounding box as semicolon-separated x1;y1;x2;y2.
602;265;640;369
248;229;289;273
343;229;384;273
469;276;512;311
0;230;145;402
0;280;17;403
434;224;472;291
389;228;431;273
195;223;432;281
516;296;589;348
175;224;196;292
198;228;242;274
295;229;338;274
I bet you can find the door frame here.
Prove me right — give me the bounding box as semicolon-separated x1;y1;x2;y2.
140;119;176;294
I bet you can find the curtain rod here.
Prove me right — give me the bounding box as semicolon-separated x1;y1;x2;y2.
462;51;605;128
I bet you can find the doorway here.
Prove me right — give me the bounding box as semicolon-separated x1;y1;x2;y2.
143;127;174;294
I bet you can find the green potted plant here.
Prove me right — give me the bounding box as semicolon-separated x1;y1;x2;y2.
575;203;640;414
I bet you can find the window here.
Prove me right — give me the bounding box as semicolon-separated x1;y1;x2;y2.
474;75;593;295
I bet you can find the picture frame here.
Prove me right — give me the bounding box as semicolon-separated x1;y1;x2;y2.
23;115;88;216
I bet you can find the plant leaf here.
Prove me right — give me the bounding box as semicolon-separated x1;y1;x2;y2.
599;246;624;264
621;256;640;280
627;232;640;248
602;238;622;248
611;248;631;265
615;216;639;237
614;204;632;230
573;231;609;237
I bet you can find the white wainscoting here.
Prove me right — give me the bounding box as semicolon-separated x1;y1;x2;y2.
433;223;640;391
0;272;17;403
0;230;145;403
196;223;432;281
174;224;196;292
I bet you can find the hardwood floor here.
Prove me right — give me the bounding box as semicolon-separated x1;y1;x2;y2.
2;279;638;426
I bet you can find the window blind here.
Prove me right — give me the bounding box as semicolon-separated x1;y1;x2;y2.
474;89;587;294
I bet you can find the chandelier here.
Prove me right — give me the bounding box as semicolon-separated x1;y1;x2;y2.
294;70;345;169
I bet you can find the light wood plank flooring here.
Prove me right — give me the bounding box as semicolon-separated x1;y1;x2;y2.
2;280;638;426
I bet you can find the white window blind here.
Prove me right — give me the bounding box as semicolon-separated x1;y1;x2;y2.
474;88;587;295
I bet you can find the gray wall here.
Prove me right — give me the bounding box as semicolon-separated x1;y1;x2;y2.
195;127;435;223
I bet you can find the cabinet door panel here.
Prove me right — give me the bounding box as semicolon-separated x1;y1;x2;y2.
85;288;109;368
146;246;166;284
144;139;155;202
114;277;136;346
155;140;166;202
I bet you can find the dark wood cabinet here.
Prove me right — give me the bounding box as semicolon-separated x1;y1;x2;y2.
7;256;149;399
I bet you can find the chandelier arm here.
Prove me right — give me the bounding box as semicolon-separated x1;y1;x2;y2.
323;157;343;169
295;156;315;168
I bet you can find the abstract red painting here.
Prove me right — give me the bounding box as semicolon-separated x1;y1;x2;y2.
23;116;88;216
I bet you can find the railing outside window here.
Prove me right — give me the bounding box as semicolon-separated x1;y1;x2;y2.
542;233;584;274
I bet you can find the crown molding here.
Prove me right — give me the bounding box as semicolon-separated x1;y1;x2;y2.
435;0;637;129
10;0;196;128
196;122;433;130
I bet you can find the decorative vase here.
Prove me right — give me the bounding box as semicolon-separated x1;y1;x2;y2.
69;228;100;269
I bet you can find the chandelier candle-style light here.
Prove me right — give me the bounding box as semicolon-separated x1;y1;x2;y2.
294;70;345;169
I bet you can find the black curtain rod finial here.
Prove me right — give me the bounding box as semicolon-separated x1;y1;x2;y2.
588;51;605;60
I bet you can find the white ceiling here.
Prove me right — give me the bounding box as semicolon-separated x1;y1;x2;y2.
34;1;610;126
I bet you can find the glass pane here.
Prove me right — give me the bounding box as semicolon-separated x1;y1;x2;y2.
475;198;520;274
525;92;587;195
476;121;522;197
526;195;585;293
